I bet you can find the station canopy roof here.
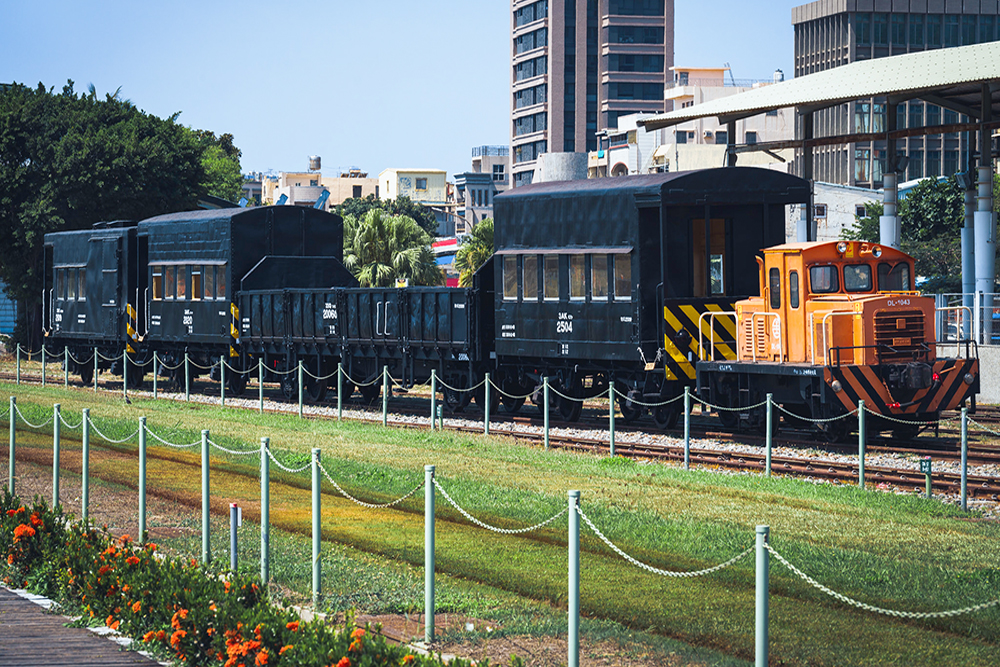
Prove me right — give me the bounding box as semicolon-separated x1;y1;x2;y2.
638;41;1000;133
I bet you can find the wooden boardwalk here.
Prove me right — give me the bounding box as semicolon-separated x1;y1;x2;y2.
0;587;159;666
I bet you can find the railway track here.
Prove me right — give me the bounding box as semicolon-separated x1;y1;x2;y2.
4;366;1000;502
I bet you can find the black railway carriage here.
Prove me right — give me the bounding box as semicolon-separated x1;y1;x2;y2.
42;221;144;384
491;167;810;423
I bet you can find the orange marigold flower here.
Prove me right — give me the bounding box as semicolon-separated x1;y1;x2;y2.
253;623;262;637
224;658;237;667
170;630;187;647
179;609;189;619
224;581;232;594
190;558;198;567
106;615;116;627
207;627;215;636
285;621;299;632
119;534;131;545
13;523;35;541
126;556;140;566
402;655;415;665
209;603;217;612
146;542;158;552
337;657;351;667
255;649;269;666
111;620;120;631
279;645;293;656
156;630;166;641
349;639;362;652
122;584;130;594
29;512;43;527
98;565;111;576
6;554;13;565
142;631;156;642
350;628;365;640
245;640;261;652
132;601;141;613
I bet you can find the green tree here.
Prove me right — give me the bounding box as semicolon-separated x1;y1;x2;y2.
0;80;213;345
336;194;438;236
342;209;442;287
454;218;494;287
193;131;242;202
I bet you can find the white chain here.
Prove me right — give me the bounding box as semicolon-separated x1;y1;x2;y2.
208;438;261;457
434;479;568;535
765;544;1000;619
576;503;752;578
693;396;769;412
491;381;534;400
318;463;424;509
862;404;953;426
341;370;381;386
611;386;685;408
546;385;592;403
436;377;486;393
188;359;219;370
67;350;96;365
964;417;1000;438
59;413;83;429
86;418;139;444
221;359;253;376
301;366;339;381
96;350;122;362
157;358;185;371
144;427;201;448
14;405;54;428
265;447;312;473
775;404;859;423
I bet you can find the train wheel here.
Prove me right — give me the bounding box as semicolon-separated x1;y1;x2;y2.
501;393;525;413
227;370;248;396
618;390;642;423
557;379;583;422
359;380;381;404
79;363;93;386
442;385;464;413
817;419;850;443
127;362;145;389
890;423;920;442
473;380;501;414
281;373;297;400
338;380;355;401
653;404;680;430
305;375;327;402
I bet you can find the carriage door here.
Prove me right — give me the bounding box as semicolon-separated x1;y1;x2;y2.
101;238;121;338
379;290;402;345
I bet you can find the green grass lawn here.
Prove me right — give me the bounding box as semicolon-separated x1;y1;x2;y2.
3;380;999;666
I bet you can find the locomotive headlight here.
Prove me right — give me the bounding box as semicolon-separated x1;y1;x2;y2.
837;241;848;254
872;246;882;258
831;380;843;393
964;373;975;385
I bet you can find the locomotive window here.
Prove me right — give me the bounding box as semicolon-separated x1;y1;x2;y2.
544;255;558;300
570;255;585;300
523;255;538;301
592;255;608;300
204;266;215;300
78;270;86;301
768;268;780;309
843;264;872;292
57;270;66;301
176;266;187;300
503;256;517;300
216;265;227;300
710;254;724;295
878;262;911;291
165;266;175;299
789;271;799;309
809;265;839;293
152;268;163;301
191;268;202;301
614;255;631;300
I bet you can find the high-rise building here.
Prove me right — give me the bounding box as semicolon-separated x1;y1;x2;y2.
792;0;999;188
510;0;674;187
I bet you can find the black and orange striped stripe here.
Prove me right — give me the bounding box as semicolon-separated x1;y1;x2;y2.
824;359;978;415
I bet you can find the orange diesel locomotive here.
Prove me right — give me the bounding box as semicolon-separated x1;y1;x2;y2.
696;240;979;440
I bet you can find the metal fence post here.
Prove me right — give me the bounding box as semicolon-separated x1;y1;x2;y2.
336;362;343;421
64;346;69;387
425;465;436;643
608;381;616;456
93;348;98;392
858;400;866;488
122;349;128;400
755;525;770;667
484;372;491;436
298;361;304;419
230;503;239;573
382;365;389;427
684;387;691;470
7;397;14;493
201;429;210;563
138;417;146;540
568;490;580;667
153;351;158;399
41;346;46;387
311;447;321;608
261;437;270;584
765;393;773;477
960;407;968;511
258;358;264;413
220;355;226;407
15;344;20;385
430;370;436;431
52;403;60;507
81;409;90;521
543;377;550;450
185;353;190;402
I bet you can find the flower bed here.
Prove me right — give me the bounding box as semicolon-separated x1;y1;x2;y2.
2;490;507;667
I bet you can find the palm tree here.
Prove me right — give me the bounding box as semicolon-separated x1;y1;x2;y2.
343;209;442;287
454;218;494;287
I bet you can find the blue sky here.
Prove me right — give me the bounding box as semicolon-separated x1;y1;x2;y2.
1;1;799;180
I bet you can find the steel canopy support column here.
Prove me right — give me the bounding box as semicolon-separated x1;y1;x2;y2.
726;121;737;167
798;112;815;242
974;87;995;341
881;103;900;249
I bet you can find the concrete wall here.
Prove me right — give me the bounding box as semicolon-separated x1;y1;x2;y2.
532;152;588;183
939;344;1000;404
378;169;448;205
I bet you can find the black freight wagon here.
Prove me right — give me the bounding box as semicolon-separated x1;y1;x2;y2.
42;221;144;385
491;167;809;423
139;206;349;389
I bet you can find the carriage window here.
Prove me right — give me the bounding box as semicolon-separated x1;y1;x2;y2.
878;262;911;291
570;254;585;300
710;254;724;295
789;271;799;309
57;270;66;301
544;254;559;300
152;267;163;301
68;270;78;301
809;265;839;293
78;270;86;301
592;255;608;300
165;266;175;299
503;256;517;300
191;268;202;301
522;255;538;301
204;266;215;300
216;265;226;300
768;268;780;309
843;264;872;292
176;266;187;300
614;255;631;300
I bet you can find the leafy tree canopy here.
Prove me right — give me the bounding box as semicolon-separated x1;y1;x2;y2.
454;219;494;287
194;131;243;202
336;194;438;236
0;80;241;341
342;209;442;287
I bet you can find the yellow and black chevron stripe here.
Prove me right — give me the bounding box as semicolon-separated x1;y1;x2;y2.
230;302;240;356
662;300;738;381
126;304;140;343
